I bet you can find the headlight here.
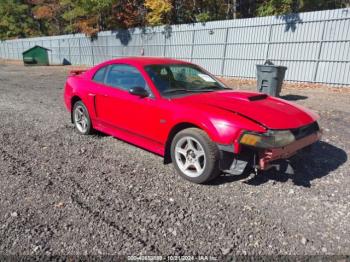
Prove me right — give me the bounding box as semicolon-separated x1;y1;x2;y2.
240;130;295;148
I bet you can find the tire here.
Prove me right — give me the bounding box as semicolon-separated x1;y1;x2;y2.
170;128;221;184
72;100;93;135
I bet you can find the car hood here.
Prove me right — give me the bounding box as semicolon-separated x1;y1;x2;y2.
172;90;319;130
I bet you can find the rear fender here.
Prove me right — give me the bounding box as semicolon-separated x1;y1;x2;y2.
65;76;96;120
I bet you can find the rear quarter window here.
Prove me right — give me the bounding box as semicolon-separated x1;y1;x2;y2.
93;67;107;83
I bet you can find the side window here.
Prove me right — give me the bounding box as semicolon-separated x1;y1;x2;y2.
93;66;107;83
172;67;188;82
145;66;172;92
105;64;147;91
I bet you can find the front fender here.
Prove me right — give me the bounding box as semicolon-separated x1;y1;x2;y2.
168;104;266;152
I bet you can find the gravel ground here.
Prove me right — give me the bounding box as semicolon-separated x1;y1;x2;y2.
0;63;349;257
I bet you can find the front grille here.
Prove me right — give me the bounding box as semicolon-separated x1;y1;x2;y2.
290;122;320;140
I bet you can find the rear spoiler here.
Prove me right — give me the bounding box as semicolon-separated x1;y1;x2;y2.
69;69;87;76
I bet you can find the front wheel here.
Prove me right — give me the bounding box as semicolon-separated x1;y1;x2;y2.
170;128;221;184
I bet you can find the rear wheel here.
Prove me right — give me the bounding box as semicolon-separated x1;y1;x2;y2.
72;101;93;135
170;128;220;184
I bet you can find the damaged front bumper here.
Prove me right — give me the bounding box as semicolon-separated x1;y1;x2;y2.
258;131;322;170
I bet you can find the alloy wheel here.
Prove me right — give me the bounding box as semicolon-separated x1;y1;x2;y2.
174;136;206;178
74;105;88;133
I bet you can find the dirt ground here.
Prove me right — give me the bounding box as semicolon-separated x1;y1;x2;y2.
0;61;349;257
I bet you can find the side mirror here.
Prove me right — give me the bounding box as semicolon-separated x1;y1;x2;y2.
129;86;149;98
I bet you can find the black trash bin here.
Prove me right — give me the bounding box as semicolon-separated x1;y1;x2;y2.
256;60;287;97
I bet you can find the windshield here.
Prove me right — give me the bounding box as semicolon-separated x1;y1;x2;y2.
144;64;228;96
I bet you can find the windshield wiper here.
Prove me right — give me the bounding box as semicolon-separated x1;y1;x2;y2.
162;86;230;95
188;89;216;92
162;88;189;94
188;86;230;92
201;86;231;90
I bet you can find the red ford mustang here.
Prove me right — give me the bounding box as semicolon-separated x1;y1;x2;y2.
64;57;321;184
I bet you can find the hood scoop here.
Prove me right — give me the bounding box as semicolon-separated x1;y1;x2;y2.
247;94;268;101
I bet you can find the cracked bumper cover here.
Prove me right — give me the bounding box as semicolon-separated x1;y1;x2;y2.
259;131;322;170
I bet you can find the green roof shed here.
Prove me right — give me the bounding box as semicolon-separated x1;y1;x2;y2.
22;45;51;66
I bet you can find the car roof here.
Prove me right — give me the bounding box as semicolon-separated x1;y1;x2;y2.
107;57;191;66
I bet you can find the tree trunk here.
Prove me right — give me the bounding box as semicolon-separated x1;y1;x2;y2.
233;0;237;19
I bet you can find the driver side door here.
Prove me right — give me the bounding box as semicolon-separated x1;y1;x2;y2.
93;64;163;144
